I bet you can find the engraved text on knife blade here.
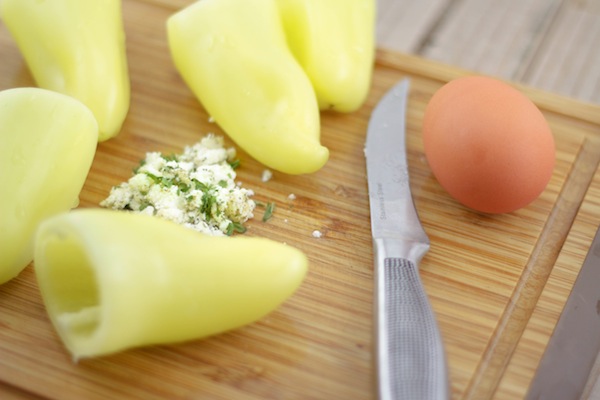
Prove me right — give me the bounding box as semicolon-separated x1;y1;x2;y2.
373;152;410;223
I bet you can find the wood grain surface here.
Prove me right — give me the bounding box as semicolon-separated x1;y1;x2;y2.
376;0;600;105
2;1;600;399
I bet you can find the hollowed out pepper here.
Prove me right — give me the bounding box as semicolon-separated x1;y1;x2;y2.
0;88;98;285
277;0;375;113
167;0;329;175
34;209;308;360
0;0;130;141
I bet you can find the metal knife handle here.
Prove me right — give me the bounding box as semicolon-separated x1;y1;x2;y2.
376;257;449;400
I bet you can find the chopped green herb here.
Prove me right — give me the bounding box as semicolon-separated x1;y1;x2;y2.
144;172;160;184
229;159;241;170
201;191;217;217
161;177;174;188
226;222;247;236
262;202;275;222
161;153;178;162
178;183;191;193
193;179;211;192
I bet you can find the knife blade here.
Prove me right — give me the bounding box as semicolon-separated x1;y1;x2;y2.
526;224;600;400
365;78;449;400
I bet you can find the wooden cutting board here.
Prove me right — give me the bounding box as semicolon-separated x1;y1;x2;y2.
2;1;600;399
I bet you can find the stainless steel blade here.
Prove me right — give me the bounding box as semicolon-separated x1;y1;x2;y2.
365;78;449;400
365;78;429;263
526;225;600;400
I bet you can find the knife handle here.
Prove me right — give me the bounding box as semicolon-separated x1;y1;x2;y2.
376;257;449;400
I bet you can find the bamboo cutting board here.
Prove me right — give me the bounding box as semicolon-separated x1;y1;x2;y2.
2;1;600;399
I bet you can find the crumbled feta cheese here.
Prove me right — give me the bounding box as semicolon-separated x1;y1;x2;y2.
261;169;273;182
312;230;323;238
100;134;255;236
287;193;296;200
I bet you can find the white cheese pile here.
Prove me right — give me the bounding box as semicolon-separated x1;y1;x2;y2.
100;134;256;236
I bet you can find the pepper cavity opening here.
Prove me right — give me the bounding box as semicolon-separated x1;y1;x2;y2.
36;230;101;343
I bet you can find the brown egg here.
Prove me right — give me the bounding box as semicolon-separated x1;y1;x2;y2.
422;76;555;214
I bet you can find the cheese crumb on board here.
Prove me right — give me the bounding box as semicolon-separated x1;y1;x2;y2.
312;230;323;238
261;169;273;182
100;134;255;236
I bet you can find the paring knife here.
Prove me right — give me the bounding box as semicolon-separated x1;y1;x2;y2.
526;224;600;400
364;78;449;400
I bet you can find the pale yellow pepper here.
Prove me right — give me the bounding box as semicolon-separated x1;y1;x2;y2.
34;209;308;360
0;0;130;141
0;88;98;285
277;0;376;112
167;0;329;175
